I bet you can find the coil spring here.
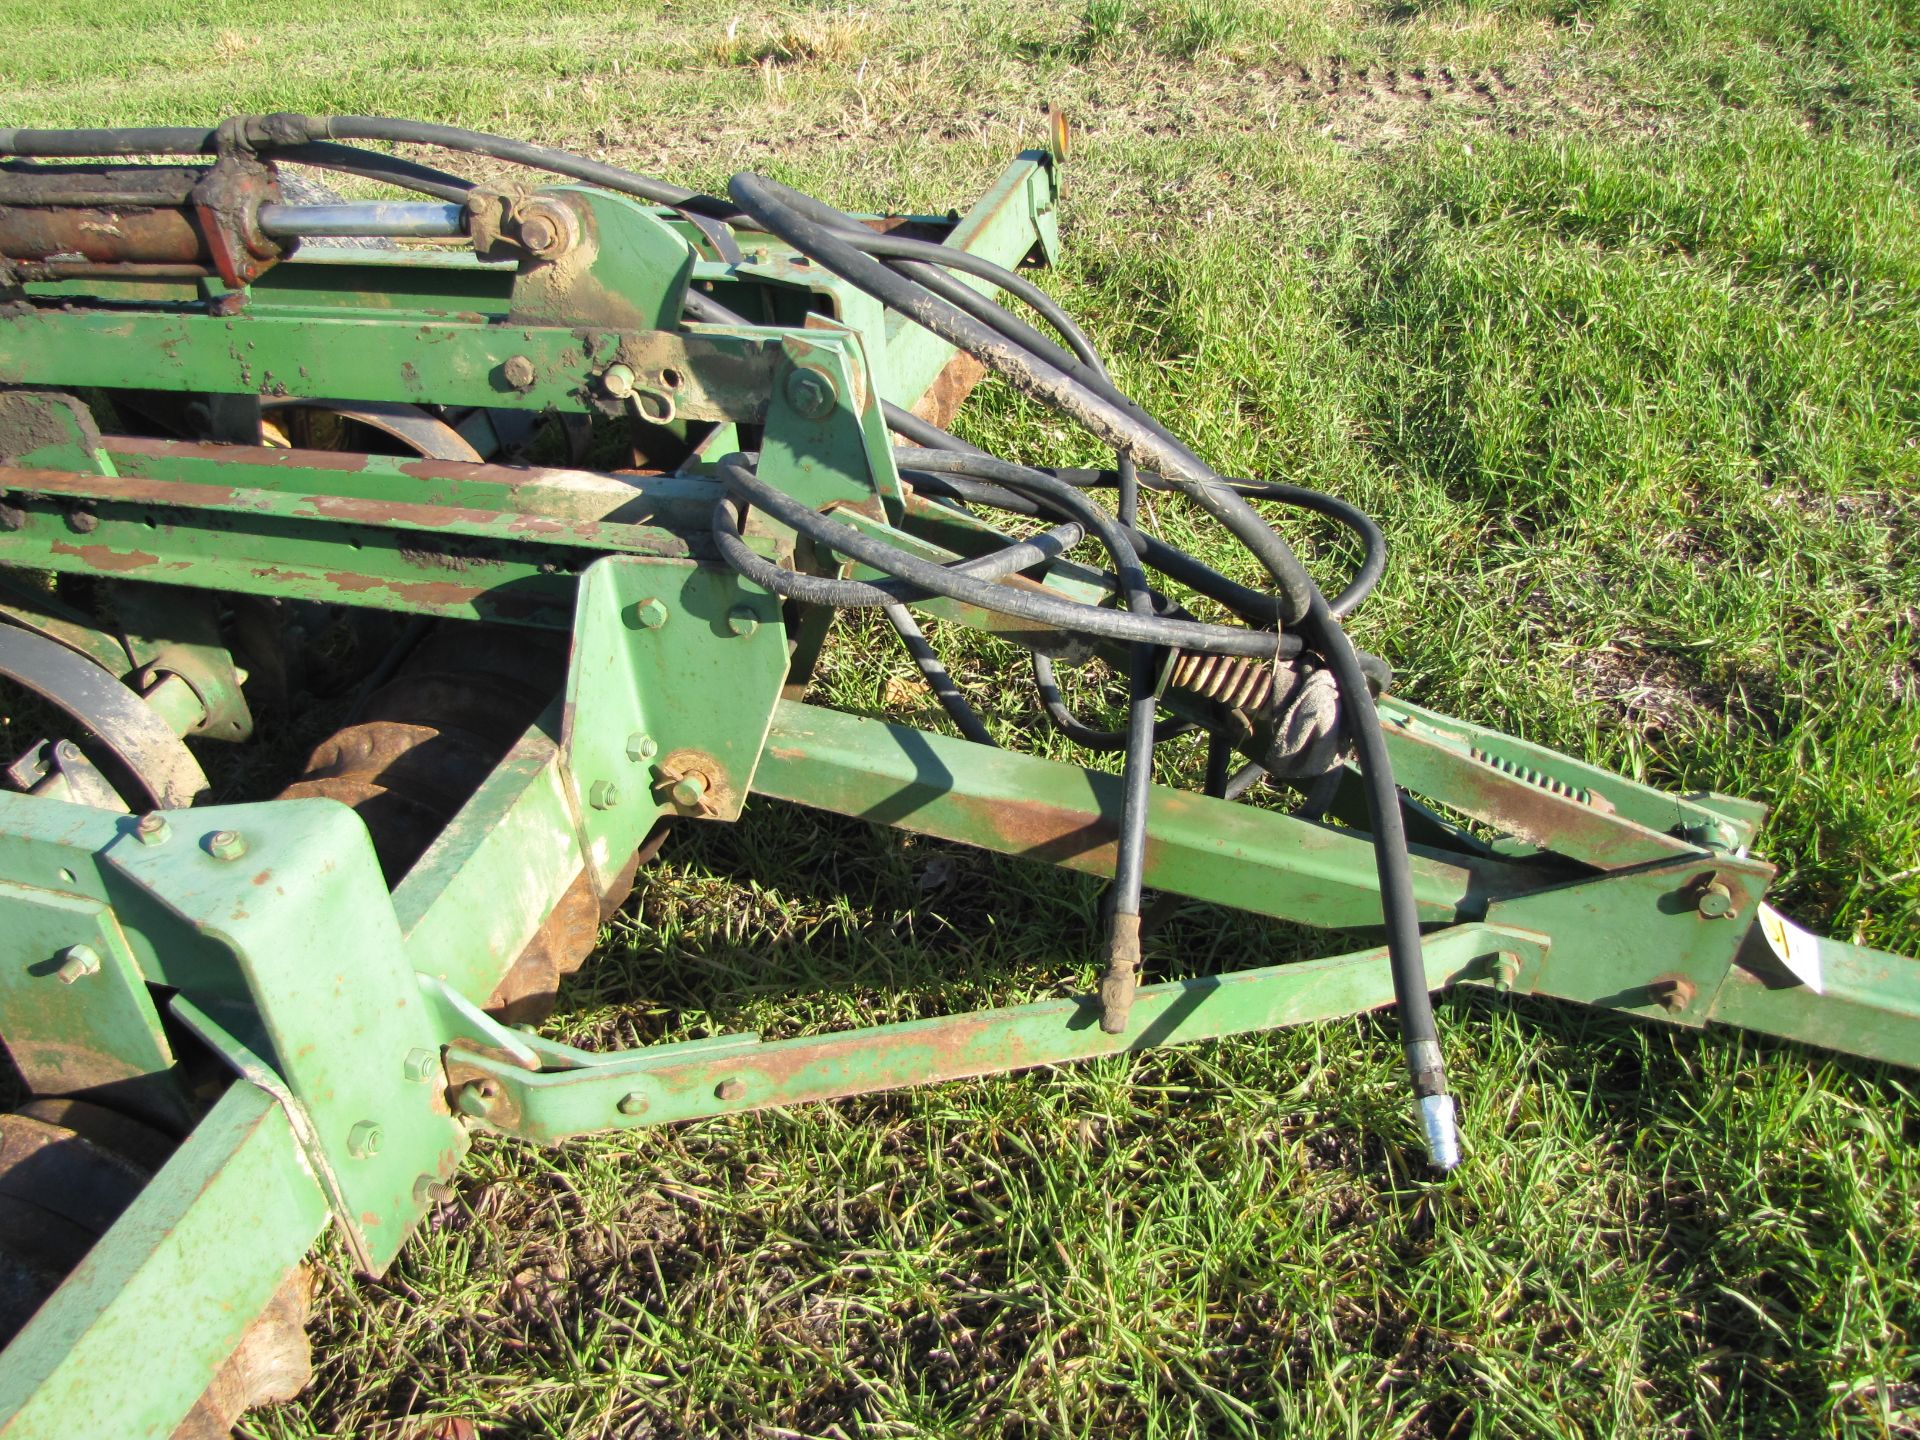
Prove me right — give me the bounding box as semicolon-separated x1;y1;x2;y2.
1166;650;1275;712
1468;746;1592;805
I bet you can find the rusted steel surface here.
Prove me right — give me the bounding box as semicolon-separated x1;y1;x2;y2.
0;206;209;265
0;622;206;807
755;701;1541;930
909;349;988;430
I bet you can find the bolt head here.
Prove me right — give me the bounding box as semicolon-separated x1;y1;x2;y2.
456;1079;500;1120
502;354;537;392
714;1078;746;1102
617;1092;649;1116
519;213;558;255
589;779;622;810
135;812;170;845
625;732;658;763
784;366;837;420
726;605;760;637
402;1047;439;1083
632;597;669;630
346;1120;384;1160
1697;879;1735;919
206;829;247;861
1651;976;1698;1012
56;944;101;984
67;509;98;535
601;362;637;399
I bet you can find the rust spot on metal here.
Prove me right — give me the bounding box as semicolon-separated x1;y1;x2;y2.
47;541;168;572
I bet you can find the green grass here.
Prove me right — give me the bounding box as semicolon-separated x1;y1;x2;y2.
5;0;1919;1434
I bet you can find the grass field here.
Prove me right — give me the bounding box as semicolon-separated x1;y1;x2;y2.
6;0;1919;1435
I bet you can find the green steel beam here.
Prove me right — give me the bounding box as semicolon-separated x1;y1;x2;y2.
752;699;1547;929
0;1084;327;1440
443;922;1547;1143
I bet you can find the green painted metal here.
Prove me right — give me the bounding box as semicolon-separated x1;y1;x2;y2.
444;922;1545;1143
0;1083;326;1440
561;554;789;891
1;131;1917;1440
752;700;1543;929
0;878;186;1131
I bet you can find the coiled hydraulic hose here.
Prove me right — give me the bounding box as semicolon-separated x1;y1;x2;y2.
0;117;1460;1169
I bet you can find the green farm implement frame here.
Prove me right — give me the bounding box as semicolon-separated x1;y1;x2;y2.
0;115;1912;1437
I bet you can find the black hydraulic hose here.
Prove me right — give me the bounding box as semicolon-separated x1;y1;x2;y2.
0;128;479;205
712;496;1086;607
1050;467;1388;620
315;117;733;215
274;141;475;203
717;459;1303;658
882;603;996;746
728;170;1455;1167
1029;651;1197;751
727;172;1319;624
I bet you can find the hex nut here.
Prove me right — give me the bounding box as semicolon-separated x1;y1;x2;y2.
56;944;102;984
632;597;669;630
1651;976;1697;1012
502;354;537;392
1491;952;1522;992
346;1120;384;1160
625;732;658;763
135;812;170;846
589;779;622;810
402;1047;439;1083
206;829;248;862
726;605;760;637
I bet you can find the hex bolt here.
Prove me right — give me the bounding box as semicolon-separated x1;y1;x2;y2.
1652;977;1697;1012
502;354;537;392
414;1175;457;1206
616;1092;649;1116
671;772;710;809
589;779;622;811
56;944;101;984
206;829;247;862
714;1078;745;1102
601;363;637;399
402;1047;439;1083
633;597;669;630
726;605;760;638
625;732;658;763
135;812;170;846
1696;878;1736;919
456;1078;501;1120
346;1120;384;1160
1491;952;1522;992
784;366;837;420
